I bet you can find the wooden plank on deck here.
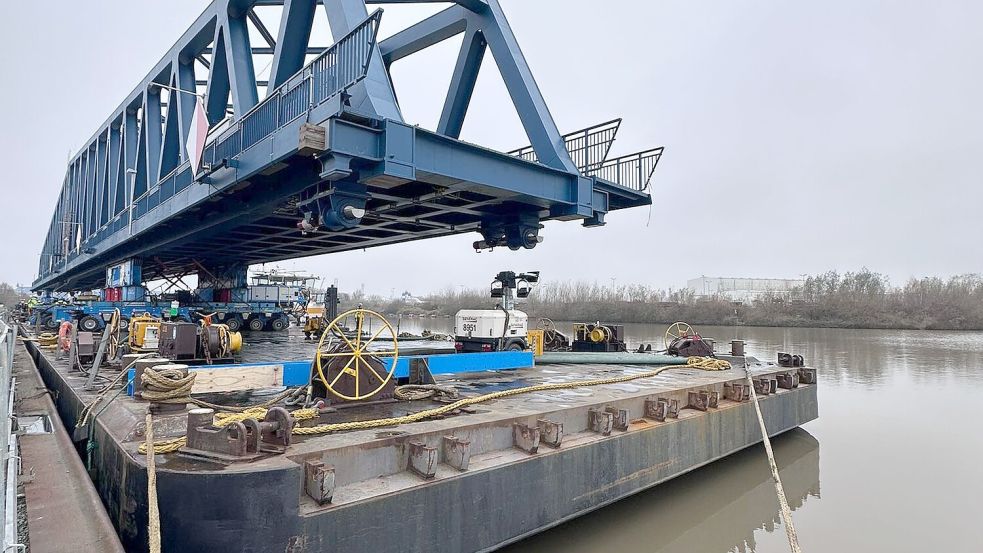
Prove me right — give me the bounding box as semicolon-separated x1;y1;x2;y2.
190;364;284;393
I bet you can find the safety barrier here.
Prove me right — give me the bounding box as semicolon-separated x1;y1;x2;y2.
509;119;622;175
0;314;21;551
203;9;382;169
585;147;664;192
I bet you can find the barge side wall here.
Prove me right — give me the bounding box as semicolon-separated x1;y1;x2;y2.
25;338;818;553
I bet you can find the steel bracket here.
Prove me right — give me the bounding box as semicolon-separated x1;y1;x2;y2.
687;390;710;411
777;372;799;390
644;398;678;422
304;459;335;505
537;418;563;448
798;368;817;384
512;422;540;454
587;408;614;435
442;435;471;471
604;406;629;431
724;383;751;402
408;440;438;479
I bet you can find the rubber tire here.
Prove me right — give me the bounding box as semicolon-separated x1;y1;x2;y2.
79;315;102;332
248;317;265;331
505;341;525;351
225;317;243;332
270;317;288;331
42;316;59;331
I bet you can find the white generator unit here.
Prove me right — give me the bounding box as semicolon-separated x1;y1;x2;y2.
455;309;529;352
454;270;539;353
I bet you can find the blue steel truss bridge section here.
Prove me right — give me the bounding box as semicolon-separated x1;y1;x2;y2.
34;0;662;293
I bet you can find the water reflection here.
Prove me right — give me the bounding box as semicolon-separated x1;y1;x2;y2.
503;430;819;553
237;320;983;552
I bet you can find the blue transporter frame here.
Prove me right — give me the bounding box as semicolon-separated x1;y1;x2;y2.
34;0;660;293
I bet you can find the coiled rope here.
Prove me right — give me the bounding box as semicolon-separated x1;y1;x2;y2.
139;366;301;413
140;356;730;454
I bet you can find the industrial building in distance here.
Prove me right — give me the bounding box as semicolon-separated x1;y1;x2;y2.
687;276;805;303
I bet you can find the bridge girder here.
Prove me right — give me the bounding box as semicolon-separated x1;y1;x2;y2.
35;0;658;292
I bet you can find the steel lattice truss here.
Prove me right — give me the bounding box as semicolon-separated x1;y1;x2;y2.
35;0;660;291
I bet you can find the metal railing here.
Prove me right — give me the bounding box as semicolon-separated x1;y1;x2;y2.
585;147;664;192
508;119;621;174
203;9;382;168
0;314;21;551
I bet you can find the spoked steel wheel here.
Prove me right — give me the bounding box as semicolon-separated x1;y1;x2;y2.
664;321;696;350
314;308;399;401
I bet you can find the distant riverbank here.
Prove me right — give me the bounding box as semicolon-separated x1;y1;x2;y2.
350;270;983;331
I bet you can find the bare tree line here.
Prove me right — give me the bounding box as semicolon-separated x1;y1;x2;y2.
356;269;983;330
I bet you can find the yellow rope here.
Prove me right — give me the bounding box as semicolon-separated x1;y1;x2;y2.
139;357;730;454
145;412;162;553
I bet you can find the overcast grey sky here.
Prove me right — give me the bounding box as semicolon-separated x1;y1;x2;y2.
1;1;981;295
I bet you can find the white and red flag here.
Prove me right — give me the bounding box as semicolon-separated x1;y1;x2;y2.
185;97;208;175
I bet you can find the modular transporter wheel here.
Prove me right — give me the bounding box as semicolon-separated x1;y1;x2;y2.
248;317;264;331
79;315;101;332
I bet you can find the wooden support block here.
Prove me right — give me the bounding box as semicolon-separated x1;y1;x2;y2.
442;436;471;471
297;123;326;155
537;419;563;448
512;423;540;454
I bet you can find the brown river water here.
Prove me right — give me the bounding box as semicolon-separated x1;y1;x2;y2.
239;321;983;552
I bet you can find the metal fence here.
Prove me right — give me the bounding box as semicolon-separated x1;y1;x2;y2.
585;147;664;192
508;119;621;174
203;9;382;169
0;314;21;551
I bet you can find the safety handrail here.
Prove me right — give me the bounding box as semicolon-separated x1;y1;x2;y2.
0;314;19;551
585;147;664;192
508;119;621;174
203;9;382;168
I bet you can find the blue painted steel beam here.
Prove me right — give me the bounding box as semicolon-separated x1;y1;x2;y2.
125;351;532;396
267;0;316;91
379;6;469;65
366;0;487;13
437;26;485;138
323;0;402;121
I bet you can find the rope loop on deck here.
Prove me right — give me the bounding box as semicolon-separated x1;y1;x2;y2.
394;384;460;401
140;366;196;403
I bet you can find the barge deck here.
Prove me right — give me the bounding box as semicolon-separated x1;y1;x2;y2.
22;336;817;553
